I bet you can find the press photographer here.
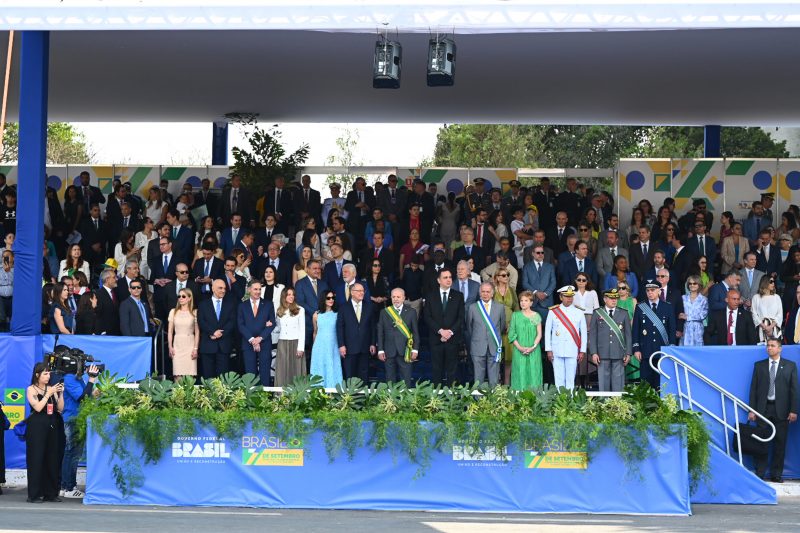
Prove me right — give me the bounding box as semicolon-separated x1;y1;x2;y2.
51;347;102;499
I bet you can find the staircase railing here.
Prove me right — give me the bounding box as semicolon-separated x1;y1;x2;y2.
650;351;775;466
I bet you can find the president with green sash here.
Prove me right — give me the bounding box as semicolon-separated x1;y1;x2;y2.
377;288;420;387
466;282;507;387
588;288;632;392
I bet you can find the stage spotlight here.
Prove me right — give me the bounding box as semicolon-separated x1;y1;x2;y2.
427;37;456;87
373;37;402;89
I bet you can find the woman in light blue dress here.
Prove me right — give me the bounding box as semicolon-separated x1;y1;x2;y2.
310;290;344;388
680;275;708;346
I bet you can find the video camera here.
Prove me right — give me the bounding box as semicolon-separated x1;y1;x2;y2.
44;345;105;385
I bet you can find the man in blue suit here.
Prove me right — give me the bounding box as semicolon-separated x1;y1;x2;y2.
559;240;598;287
708;270;741;312
197;279;237;379
685;220;717;265
296;259;328;359
191;244;225;300
165;209;193;264
220;213;246;257
322;242;353;290
336;282;376;383
752;229;782;276
522;244;556;319
334;264;370;304
237;280;276;386
632;281;677;390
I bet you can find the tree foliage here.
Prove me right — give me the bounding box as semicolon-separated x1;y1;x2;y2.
325;126;364;190
230;123;309;193
433;124;789;169
1;122;94;163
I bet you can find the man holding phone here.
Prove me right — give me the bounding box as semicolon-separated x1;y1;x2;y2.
60;363;100;499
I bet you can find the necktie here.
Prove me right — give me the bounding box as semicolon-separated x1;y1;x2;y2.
124;216;129;227
275;189;281;211
699;236;705;257
765;245;770;262
355;302;361;322
358;191;363;203
311;278;318;295
232;228;238;243
84;187;90;207
460;281;466;299
137;300;148;333
305;189;309;203
769;360;778;399
756;218;761;234
477;224;482;246
94;218;98;230
252;300;258;317
69;297;76;313
232;189;238;212
660;289;666;302
336;261;342;276
643;243;648;256
483;301;490;313
578;260;584;272
204;260;210;277
345;284;350;300
215;299;221;320
651;302;657;311
442;291;448;311
727;310;734;345
271;259;277;267
177;282;183;295
466;246;471;256
374;248;379;258
266;230;271;240
536;262;541;273
611;247;616;257
390;188;395;201
163;255;168;273
172;226;177;239
748;270;753;287
558;228;563;239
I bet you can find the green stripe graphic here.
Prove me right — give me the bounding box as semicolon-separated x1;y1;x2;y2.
674;160;715;198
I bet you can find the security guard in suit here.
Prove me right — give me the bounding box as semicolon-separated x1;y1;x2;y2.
632;281;677;390
588;288;632;392
545;285;587;390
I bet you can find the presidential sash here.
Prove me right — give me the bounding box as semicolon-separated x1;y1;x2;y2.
638;303;669;345
385;306;414;363
551;306;581;349
596;308;625;347
477;301;503;363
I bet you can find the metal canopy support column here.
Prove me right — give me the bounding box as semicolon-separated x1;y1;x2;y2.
11;31;48;335
212;121;228;166
704;125;721;158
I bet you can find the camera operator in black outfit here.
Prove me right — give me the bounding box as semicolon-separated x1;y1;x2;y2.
25;362;65;503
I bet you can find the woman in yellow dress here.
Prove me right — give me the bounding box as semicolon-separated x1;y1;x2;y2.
493;267;519;385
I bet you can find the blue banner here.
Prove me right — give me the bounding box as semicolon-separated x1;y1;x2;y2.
1;335;150;468
86;421;690;515
661;345;800;480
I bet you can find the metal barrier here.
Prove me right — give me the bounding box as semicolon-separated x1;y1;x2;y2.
650;351;775;466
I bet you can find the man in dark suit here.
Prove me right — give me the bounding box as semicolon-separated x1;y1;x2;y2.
296;259;328;359
220;213;246;257
78;204;108;266
218;174;256;228
77;171;105;218
376;174;408;228
559;240;599;287
405;179;435;244
95;270;120;336
423;268;465;386
322;242;353;290
708;270;741;313
685;220;718;263
522;244;557;320
532;178;556;233
191;245;225;300
454;261;480;307
377;288;420;387
262;175;295;234
555;178;584;228
222;256;247;302
295;174;322;229
149;236;178;322
452;226;487;270
422;244;455;295
262;241;293;287
165;209;193;264
164;263;199;312
336;281;376;383
748;337;799;482
116;260;147;304
704;289;758;346
523;230;555;266
359;231;396;280
119;280;155;336
669;232;694;291
194;178;219;217
473;208;496;259
334;264;371;305
752;229;782;276
629;226;660;281
344;177;376;248
198;279;237;378
237;280;276;386
632;282;677;390
545;211;574;257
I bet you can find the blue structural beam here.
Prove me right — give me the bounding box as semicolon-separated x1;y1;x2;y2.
704;125;721;157
212;122;228;165
11;32;49;335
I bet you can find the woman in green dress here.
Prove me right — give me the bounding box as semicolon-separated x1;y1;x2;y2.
493;267;519;385
615;281;639;381
508;290;543;390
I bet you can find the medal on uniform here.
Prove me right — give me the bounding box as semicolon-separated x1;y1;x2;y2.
643;330;648;335
556;330;560;336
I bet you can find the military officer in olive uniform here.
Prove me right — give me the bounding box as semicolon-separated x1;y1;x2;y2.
545;285;587;390
588;288;632;392
467;178;492;220
632;281;677;390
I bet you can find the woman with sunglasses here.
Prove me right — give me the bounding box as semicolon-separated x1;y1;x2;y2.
679;275;708;346
686;255;713;297
310;291;344;388
576;220;598;258
168;288;199;378
573;275;599;388
493;267;519;385
752;275;783;344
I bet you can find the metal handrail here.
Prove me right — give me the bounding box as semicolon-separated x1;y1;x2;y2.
650;351;775;466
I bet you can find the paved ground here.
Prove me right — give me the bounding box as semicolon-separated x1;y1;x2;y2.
0;488;798;533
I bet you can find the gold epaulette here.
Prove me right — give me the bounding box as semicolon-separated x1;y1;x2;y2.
549;305;559;310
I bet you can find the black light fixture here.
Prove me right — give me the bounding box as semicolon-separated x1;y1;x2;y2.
373;30;402;89
427;35;456;87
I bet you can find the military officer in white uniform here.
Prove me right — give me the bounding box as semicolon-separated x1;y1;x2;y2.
545;285;587;390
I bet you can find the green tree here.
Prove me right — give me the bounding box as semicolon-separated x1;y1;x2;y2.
634;126;789;158
1;122;94;163
325;126;364;190
230;123;309;193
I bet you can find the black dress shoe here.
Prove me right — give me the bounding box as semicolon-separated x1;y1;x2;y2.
26;497;44;503
772;476;784;483
43;496;62;502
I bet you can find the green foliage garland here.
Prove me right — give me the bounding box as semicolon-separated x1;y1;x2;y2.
77;373;711;498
